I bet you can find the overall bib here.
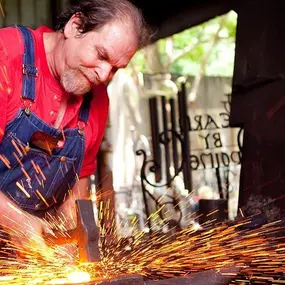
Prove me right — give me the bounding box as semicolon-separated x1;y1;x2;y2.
0;26;92;217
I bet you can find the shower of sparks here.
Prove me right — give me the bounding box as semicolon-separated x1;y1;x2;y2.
100;217;285;280
0;165;285;285
0;135;283;283
0;211;284;284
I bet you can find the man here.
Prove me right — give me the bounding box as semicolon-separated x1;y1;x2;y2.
0;0;150;257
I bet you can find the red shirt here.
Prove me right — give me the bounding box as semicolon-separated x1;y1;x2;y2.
0;26;109;178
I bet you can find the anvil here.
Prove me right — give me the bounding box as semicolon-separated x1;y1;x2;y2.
63;267;240;285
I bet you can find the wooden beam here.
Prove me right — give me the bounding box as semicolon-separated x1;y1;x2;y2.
230;0;285;220
151;0;236;41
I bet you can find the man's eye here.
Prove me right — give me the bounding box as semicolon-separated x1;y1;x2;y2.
98;52;106;61
95;48;104;60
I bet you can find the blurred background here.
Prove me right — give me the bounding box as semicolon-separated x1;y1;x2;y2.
0;0;241;236
105;9;240;235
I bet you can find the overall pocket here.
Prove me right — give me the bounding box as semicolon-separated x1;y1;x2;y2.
0;134;77;211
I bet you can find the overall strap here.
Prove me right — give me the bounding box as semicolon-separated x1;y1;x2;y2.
17;25;38;101
78;91;93;124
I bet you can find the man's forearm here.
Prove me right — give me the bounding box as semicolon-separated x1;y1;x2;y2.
0;191;27;229
54;177;90;229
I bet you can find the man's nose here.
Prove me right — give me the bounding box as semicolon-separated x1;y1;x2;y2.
97;62;113;83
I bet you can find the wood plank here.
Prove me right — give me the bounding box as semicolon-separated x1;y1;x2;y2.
35;0;51;27
0;1;5;27
230;0;285;219
60;0;69;10
20;0;35;27
151;0;235;42
3;0;19;26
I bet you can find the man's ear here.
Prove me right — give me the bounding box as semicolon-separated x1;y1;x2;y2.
63;13;82;38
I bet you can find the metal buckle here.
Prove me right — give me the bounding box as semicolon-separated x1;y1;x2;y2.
23;99;32;108
22;64;38;77
23;99;32;115
78;121;86;130
77;121;86;136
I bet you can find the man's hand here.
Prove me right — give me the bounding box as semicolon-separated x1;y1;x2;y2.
8;212;55;260
0;192;54;260
43;178;90;261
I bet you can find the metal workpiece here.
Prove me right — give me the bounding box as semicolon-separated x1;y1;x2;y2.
59;274;144;285
76;199;101;263
78;267;240;285
99;274;144;285
146;267;240;285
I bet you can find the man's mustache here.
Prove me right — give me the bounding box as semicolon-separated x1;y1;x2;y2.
78;67;98;84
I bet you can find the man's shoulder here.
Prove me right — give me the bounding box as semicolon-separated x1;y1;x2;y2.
0;26;19;36
0;26;25;59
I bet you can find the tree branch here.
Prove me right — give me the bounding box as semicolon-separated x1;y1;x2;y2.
189;15;228;103
167;30;205;68
143;42;166;73
167;35;231;68
165;37;174;67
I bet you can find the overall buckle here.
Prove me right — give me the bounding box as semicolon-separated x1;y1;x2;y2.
22;64;38;77
78;121;86;135
23;99;33;116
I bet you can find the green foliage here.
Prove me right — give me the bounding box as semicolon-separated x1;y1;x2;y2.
131;51;147;73
129;10;238;77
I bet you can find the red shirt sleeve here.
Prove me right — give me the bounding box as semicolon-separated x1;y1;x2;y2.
0;44;14;142
79;84;109;178
0;27;23;142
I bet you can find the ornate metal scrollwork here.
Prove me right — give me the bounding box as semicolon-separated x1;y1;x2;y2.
237;128;244;153
136;129;184;232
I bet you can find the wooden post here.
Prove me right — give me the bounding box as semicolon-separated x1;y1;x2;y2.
230;0;285;221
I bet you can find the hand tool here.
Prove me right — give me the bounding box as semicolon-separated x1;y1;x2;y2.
45;199;101;262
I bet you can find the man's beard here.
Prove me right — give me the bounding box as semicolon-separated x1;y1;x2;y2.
60;67;97;95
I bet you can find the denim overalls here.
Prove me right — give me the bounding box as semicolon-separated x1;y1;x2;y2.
0;26;92;216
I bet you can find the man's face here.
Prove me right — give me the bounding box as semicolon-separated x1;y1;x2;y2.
60;17;138;95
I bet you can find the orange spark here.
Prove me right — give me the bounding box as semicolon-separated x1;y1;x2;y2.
16;181;30;198
35;190;49;208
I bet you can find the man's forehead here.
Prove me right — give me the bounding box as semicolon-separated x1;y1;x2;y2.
98;43;135;68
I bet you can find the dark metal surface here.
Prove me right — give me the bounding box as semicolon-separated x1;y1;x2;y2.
147;267;240;285
215;167;223;199
178;83;192;192
80;267;240;285
61;275;144;285
99;275;144;285
198;199;228;225
76;199;101;262
169;98;179;173
149;97;162;183
161;96;171;185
